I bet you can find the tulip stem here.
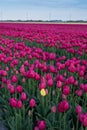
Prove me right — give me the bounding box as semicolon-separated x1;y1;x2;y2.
53;113;55;126
64;112;66;130
19;109;21;129
48;87;51;103
15;108;17;130
42;96;45;116
85;127;87;130
30;109;33;130
28;79;30;94
23;104;25;122
81;125;84;130
76;118;79;130
59;113;62;130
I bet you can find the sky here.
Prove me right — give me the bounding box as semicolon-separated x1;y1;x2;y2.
0;0;87;21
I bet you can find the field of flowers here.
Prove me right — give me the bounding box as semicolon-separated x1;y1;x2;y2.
0;23;87;130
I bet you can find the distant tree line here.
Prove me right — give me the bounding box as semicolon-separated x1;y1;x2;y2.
0;19;87;23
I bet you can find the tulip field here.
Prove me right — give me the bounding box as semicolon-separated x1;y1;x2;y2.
0;22;87;130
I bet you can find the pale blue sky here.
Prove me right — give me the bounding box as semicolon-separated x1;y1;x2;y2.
0;0;87;20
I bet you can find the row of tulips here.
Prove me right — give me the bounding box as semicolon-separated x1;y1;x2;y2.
0;23;87;130
0;23;87;58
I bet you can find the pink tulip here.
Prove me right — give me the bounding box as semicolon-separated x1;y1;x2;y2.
63;85;70;95
75;89;83;97
79;70;84;77
49;53;56;60
58;100;69;113
22;77;26;83
2;70;7;76
51;106;57;113
2;77;7;83
20;65;25;74
83;84;87;93
47;78;53;87
17;100;23;109
56;80;62;88
49;65;56;73
16;85;23;93
29;98;36;108
45;73;52;80
74;80;78;86
35;73;40;80
78;113;87;127
21;92;27;101
24;60;29;66
11;75;18;83
9;98;17;108
39;82;46;90
34;126;39;130
62;94;67;99
37;120;46;130
9;85;15;94
76;105;82;114
80;83;84;90
68;76;75;84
